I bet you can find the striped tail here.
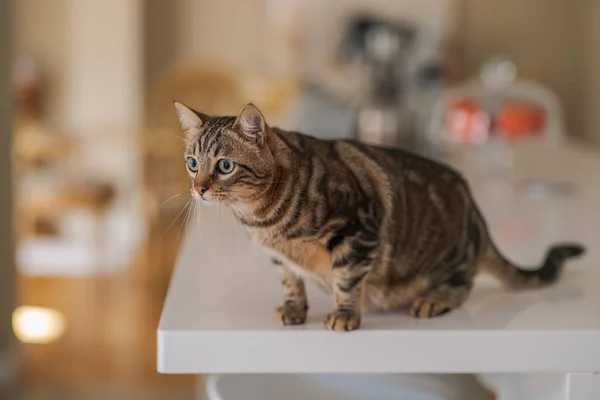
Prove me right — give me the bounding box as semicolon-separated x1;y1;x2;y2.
481;243;585;289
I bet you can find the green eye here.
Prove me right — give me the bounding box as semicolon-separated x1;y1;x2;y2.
187;157;198;172
217;159;235;174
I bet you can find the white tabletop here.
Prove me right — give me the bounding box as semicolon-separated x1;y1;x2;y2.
158;142;600;374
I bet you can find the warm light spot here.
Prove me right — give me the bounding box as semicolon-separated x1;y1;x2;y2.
12;306;66;344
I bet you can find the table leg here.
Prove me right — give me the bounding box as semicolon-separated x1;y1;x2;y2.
481;373;600;400
195;374;208;400
566;373;600;400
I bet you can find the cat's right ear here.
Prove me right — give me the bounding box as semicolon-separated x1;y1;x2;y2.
173;101;209;141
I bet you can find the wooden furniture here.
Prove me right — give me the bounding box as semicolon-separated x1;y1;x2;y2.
13;118;116;244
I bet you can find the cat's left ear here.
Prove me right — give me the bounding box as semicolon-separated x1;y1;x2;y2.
233;103;267;146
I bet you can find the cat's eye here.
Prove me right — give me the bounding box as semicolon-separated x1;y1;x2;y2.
217;159;235;174
186;157;199;172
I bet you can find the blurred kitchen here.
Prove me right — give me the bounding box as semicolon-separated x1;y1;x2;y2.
1;0;600;399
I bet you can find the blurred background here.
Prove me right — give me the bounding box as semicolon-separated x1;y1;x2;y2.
1;0;600;399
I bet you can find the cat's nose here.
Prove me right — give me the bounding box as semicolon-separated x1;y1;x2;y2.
194;185;208;196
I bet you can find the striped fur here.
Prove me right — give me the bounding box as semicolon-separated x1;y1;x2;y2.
175;102;585;331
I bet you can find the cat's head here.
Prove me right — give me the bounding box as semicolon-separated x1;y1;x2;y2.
174;101;275;206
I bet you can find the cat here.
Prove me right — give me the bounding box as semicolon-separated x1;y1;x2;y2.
174;101;585;332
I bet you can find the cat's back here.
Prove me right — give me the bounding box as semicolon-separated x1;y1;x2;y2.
365;143;463;182
274;128;467;195
328;139;466;188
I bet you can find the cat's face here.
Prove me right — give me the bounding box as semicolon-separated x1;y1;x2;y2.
175;102;274;207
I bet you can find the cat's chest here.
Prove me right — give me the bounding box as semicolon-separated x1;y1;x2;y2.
249;229;333;285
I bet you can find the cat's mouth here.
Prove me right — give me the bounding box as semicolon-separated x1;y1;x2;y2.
190;188;231;204
190;188;210;202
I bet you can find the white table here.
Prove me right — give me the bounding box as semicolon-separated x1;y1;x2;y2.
158;142;600;399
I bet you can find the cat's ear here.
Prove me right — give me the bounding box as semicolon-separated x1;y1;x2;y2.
233;103;267;146
173;101;209;141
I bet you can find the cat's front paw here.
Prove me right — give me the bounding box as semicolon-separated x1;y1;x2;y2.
324;309;361;332
275;303;308;325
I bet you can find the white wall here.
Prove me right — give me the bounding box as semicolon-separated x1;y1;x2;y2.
14;0;143;133
178;0;268;75
63;0;143;134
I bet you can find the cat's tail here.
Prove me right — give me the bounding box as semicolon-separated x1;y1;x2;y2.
480;242;585;289
468;202;586;288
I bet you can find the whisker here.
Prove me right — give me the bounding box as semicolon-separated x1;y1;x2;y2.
221;202;225;235
227;205;241;253
178;198;193;240
192;199;198;225
217;204;223;239
161;199;191;237
160;193;183;208
193;199;204;243
189;200;197;232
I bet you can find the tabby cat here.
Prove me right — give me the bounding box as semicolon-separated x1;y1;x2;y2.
174;101;585;332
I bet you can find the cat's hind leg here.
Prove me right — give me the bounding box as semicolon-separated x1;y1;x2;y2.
410;268;474;318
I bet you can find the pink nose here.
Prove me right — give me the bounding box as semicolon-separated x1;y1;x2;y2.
194;185;208;196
